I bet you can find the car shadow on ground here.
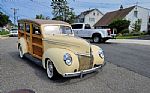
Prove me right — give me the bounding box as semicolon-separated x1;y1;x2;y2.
8;51;100;85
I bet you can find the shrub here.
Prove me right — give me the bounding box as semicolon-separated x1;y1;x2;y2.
130;32;141;36
108;19;130;34
121;29;129;34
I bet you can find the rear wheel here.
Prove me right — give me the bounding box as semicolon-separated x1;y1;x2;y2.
46;59;59;79
18;45;24;58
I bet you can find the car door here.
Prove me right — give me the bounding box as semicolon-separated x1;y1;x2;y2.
31;24;43;60
82;24;91;37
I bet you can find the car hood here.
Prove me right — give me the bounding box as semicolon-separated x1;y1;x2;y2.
43;35;91;56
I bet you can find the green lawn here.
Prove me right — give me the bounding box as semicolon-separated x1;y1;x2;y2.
116;35;144;39
0;30;9;35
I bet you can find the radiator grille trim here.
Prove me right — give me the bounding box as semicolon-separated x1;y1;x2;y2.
78;54;93;71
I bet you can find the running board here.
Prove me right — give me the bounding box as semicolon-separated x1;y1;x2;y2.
24;53;42;67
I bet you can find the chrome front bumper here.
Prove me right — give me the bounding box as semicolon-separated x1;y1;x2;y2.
63;63;105;78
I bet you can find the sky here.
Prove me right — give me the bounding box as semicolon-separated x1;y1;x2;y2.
0;0;150;24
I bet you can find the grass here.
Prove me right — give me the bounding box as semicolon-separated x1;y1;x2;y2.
116;35;145;39
0;30;9;35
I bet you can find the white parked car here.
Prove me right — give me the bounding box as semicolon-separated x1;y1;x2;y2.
9;28;18;36
71;23;113;43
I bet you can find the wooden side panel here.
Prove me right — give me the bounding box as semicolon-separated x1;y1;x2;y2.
32;45;43;57
18;21;43;60
32;37;42;45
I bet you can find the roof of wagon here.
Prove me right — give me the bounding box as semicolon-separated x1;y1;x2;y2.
18;19;70;25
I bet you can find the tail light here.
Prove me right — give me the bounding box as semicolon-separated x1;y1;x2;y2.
107;29;111;35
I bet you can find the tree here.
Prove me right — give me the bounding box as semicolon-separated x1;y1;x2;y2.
51;0;75;23
0;12;11;27
36;14;50;20
131;19;142;32
36;14;45;19
108;19;130;34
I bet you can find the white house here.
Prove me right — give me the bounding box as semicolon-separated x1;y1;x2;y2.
94;5;150;32
75;9;103;27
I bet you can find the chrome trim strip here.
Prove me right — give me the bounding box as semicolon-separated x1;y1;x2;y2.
62;65;103;77
75;52;90;56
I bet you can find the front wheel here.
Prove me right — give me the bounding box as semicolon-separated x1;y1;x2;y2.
46;59;59;79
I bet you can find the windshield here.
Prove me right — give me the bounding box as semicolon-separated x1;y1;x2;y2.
43;25;73;35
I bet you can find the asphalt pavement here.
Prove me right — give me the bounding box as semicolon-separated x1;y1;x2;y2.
97;39;150;78
1;37;150;93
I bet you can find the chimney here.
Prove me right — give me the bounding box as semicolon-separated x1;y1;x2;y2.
120;5;123;10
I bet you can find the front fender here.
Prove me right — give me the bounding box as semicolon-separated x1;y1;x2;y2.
42;48;79;75
91;45;104;65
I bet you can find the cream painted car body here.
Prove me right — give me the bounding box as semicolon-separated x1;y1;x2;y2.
18;19;105;78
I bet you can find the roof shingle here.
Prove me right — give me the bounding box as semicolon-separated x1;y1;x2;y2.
94;6;135;27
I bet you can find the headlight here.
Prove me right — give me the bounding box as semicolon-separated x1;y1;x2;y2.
63;53;72;66
98;48;104;58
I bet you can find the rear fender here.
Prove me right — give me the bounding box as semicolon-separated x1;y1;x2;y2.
18;37;28;54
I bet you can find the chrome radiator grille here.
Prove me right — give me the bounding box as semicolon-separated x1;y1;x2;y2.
78;55;93;70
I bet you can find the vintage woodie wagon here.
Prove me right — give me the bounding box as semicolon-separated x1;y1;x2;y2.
17;19;105;79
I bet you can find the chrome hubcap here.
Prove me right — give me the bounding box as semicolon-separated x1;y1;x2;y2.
94;37;99;43
19;46;23;58
47;60;53;78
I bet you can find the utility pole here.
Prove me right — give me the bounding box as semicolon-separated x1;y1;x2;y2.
11;8;19;25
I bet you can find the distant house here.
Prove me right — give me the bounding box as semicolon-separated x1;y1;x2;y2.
94;6;150;32
75;9;103;27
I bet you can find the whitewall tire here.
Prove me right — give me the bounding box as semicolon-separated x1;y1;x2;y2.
46;59;58;79
19;45;24;58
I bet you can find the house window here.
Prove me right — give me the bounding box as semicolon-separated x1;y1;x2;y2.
134;11;138;18
89;18;95;22
79;18;84;23
93;12;95;16
97;13;99;16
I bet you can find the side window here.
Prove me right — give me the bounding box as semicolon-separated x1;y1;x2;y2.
26;23;30;33
71;24;83;29
18;23;24;31
32;24;41;35
85;24;91;29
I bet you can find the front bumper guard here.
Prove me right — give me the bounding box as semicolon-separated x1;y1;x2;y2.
63;62;106;78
